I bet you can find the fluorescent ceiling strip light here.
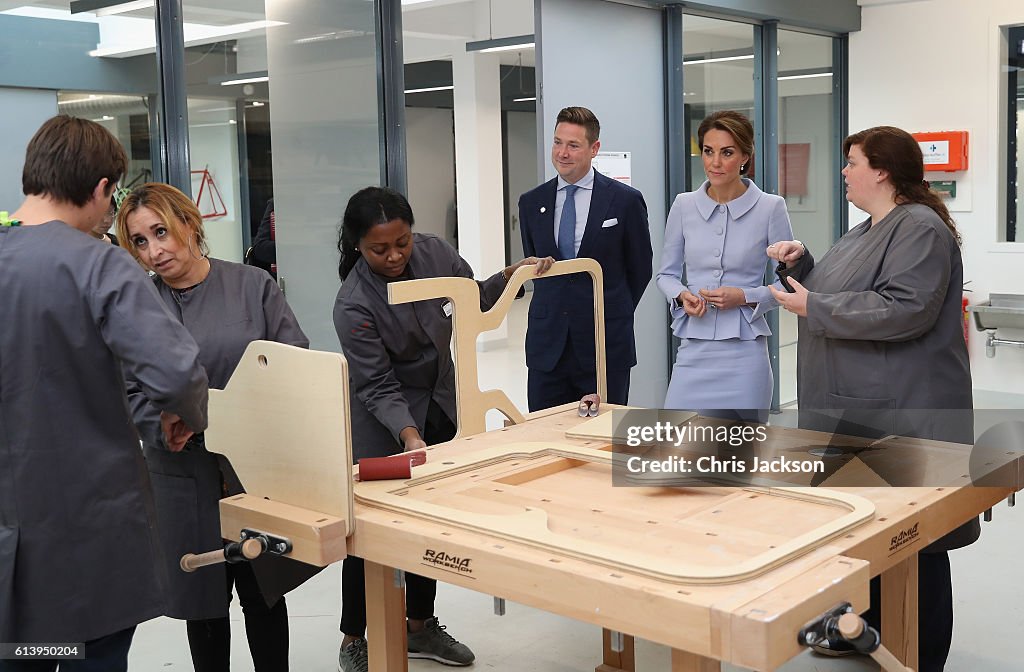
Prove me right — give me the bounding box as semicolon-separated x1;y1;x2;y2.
480;42;534;53
778;72;833;81
220;75;269;86
466;34;534;53
404;85;454;94
513;96;536;102
685;54;754;65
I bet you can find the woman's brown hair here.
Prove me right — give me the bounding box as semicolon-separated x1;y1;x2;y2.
115;182;209;267
843;126;960;244
697;110;755;175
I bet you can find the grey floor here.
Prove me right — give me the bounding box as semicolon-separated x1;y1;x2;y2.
130;296;1024;671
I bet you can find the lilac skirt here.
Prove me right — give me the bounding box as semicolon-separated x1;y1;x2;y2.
664;336;772;413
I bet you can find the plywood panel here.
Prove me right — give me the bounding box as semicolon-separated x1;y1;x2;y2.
205;341;354;528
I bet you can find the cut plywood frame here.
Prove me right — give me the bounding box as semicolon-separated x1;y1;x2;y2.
355;441;874;584
387;258;606;437
205;341;354;531
565;408;697;442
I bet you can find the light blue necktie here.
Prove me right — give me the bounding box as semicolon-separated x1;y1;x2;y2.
558;184;579;260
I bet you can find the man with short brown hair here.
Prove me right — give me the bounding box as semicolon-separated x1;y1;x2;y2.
519;106;653;411
0;115;209;671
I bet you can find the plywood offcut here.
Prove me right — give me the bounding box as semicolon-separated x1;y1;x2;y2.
387;258;606;437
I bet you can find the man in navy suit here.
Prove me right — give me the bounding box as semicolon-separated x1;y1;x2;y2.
519;106;652;411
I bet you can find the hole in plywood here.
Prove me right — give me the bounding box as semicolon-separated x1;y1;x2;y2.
909;501;916;506
315;518;327;523
441;532;452;536
549;558;561;563
677;590;691;596
749;494;759;499
647;520;658;525
257;354;269;367
610;573;623;579
878;518;887;522
592;509;604;513
495;458;587;485
845;534;856;539
442;461;455;465
493;545;504;550
706;532;718;537
541;498;552;503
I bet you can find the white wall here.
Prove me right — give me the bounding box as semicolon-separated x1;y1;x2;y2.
0;88;56;211
189;107;243;263
406;106;456;244
851;0;1024;395
505;110;537;265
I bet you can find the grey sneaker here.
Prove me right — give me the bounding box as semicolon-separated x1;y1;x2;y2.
338;638;369;672
407;617;475;666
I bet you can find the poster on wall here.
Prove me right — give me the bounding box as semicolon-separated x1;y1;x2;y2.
593;151;631;186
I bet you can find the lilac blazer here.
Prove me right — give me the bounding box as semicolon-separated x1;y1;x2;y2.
656;179;794;341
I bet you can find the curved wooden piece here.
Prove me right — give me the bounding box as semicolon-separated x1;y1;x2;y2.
205;341;354;525
387;258;606;437
355;442;875;584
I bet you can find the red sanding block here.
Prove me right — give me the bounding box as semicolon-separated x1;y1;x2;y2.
357;451;427;481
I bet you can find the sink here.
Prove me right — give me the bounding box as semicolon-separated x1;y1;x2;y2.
970;293;1024;331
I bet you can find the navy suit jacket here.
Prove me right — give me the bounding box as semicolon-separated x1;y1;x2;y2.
519;170;653;373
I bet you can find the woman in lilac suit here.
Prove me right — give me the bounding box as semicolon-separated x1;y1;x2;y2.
656;111;794;416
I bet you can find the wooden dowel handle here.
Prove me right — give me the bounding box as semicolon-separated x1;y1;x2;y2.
180;549;226;573
180;538;264;573
838;613;913;672
240;538;264;559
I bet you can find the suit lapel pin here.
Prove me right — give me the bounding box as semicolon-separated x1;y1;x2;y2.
540;207;546;213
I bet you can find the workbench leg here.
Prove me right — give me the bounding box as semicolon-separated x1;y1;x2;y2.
365;560;408;672
595;628;635;672
670;649;721;671
881;553;919;671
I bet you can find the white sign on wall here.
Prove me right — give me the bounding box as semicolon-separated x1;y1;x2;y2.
593;151;631;186
919;140;950;165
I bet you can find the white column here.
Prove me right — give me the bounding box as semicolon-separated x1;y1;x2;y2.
452;48;508;350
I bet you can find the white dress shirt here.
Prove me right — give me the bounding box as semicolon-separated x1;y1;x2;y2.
553;167;595;256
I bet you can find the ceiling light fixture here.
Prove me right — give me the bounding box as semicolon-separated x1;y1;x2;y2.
778;72;833;81
684;54;754;65
404;85;454;94
466;34;534;53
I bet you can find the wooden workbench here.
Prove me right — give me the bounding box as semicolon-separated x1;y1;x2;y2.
347;404;1019;672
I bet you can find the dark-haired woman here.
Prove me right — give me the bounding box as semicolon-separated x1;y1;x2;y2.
769;126;974;671
656;110;794;417
333;186;552;672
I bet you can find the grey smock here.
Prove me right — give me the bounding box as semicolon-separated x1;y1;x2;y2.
0;221;208;643
129;257;312;620
333;233;508;460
